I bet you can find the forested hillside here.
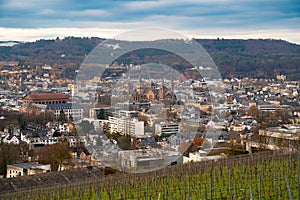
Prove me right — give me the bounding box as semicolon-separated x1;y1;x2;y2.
0;37;299;80
197;39;300;80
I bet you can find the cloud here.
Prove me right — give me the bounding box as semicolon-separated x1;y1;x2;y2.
0;0;299;44
0;27;125;41
0;27;299;45
69;9;111;17
39;9;56;15
123;0;172;11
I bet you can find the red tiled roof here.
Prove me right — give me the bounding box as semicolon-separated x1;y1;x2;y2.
23;93;69;100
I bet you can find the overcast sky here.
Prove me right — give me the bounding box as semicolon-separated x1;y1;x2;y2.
0;0;299;44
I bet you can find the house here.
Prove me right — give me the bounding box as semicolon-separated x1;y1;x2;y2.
6;162;51;178
230;124;244;132
2;135;20;145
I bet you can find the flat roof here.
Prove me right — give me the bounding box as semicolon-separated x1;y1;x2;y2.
7;162;48;169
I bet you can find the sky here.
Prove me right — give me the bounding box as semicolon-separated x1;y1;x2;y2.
0;0;299;44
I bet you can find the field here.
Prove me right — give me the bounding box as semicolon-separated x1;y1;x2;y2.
1;150;299;200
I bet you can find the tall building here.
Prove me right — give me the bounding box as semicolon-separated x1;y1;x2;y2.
109;110;144;136
109;116;144;136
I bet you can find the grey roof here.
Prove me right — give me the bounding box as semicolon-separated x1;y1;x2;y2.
8;162;47;169
46;103;82;110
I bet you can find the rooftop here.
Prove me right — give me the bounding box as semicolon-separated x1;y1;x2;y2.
46;103;82;110
23;93;69;101
7;162;48;169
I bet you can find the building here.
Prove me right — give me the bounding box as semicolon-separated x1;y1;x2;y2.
118;149;181;171
109;116;144;136
113;110;138;118
23;93;69;104
89;107;112;119
1;135;20;145
230;124;244;132
23;103;83;121
155;122;179;136
21;93;83;121
46;103;83;121
183;151;225;163
258;104;291;112
28;136;59;146
259;124;300;140
247;124;300;151
6;162;51;178
108;110;144;136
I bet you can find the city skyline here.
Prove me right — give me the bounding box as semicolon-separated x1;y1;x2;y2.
0;0;299;44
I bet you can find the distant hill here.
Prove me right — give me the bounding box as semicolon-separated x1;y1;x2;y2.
197;39;300;80
0;37;299;80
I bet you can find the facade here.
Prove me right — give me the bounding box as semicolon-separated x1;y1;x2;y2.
26;135;80;147
113;110;138;118
6;162;51;178
67;136;81;147
21;93;83;121
22;103;83;121
258;125;300;150
28;136;60;146
109;116;144;136
183;151;225;163
2;135;20;144
246;124;300;152
118;149;181;170
155;122;179;136
89;107;112;119
259;124;300;140
230;124;244;132
46;103;83;121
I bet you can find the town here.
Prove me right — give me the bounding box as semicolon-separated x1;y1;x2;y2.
0;61;299;178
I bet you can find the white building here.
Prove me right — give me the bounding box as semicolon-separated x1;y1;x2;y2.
112;110;138;118
155;122;179;136
183;150;225;163
2;135;20;145
6;162;51;178
109;116;144;136
118;149;181;171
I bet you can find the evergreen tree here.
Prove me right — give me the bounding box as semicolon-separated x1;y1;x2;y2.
58;109;68;123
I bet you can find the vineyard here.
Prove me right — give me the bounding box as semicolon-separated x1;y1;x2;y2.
1;150;299;200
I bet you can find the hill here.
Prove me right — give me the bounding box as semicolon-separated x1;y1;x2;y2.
0;151;299;199
0;37;299;80
197;39;300;80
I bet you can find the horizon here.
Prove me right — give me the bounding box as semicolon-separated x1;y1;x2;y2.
0;0;299;44
0;35;299;46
